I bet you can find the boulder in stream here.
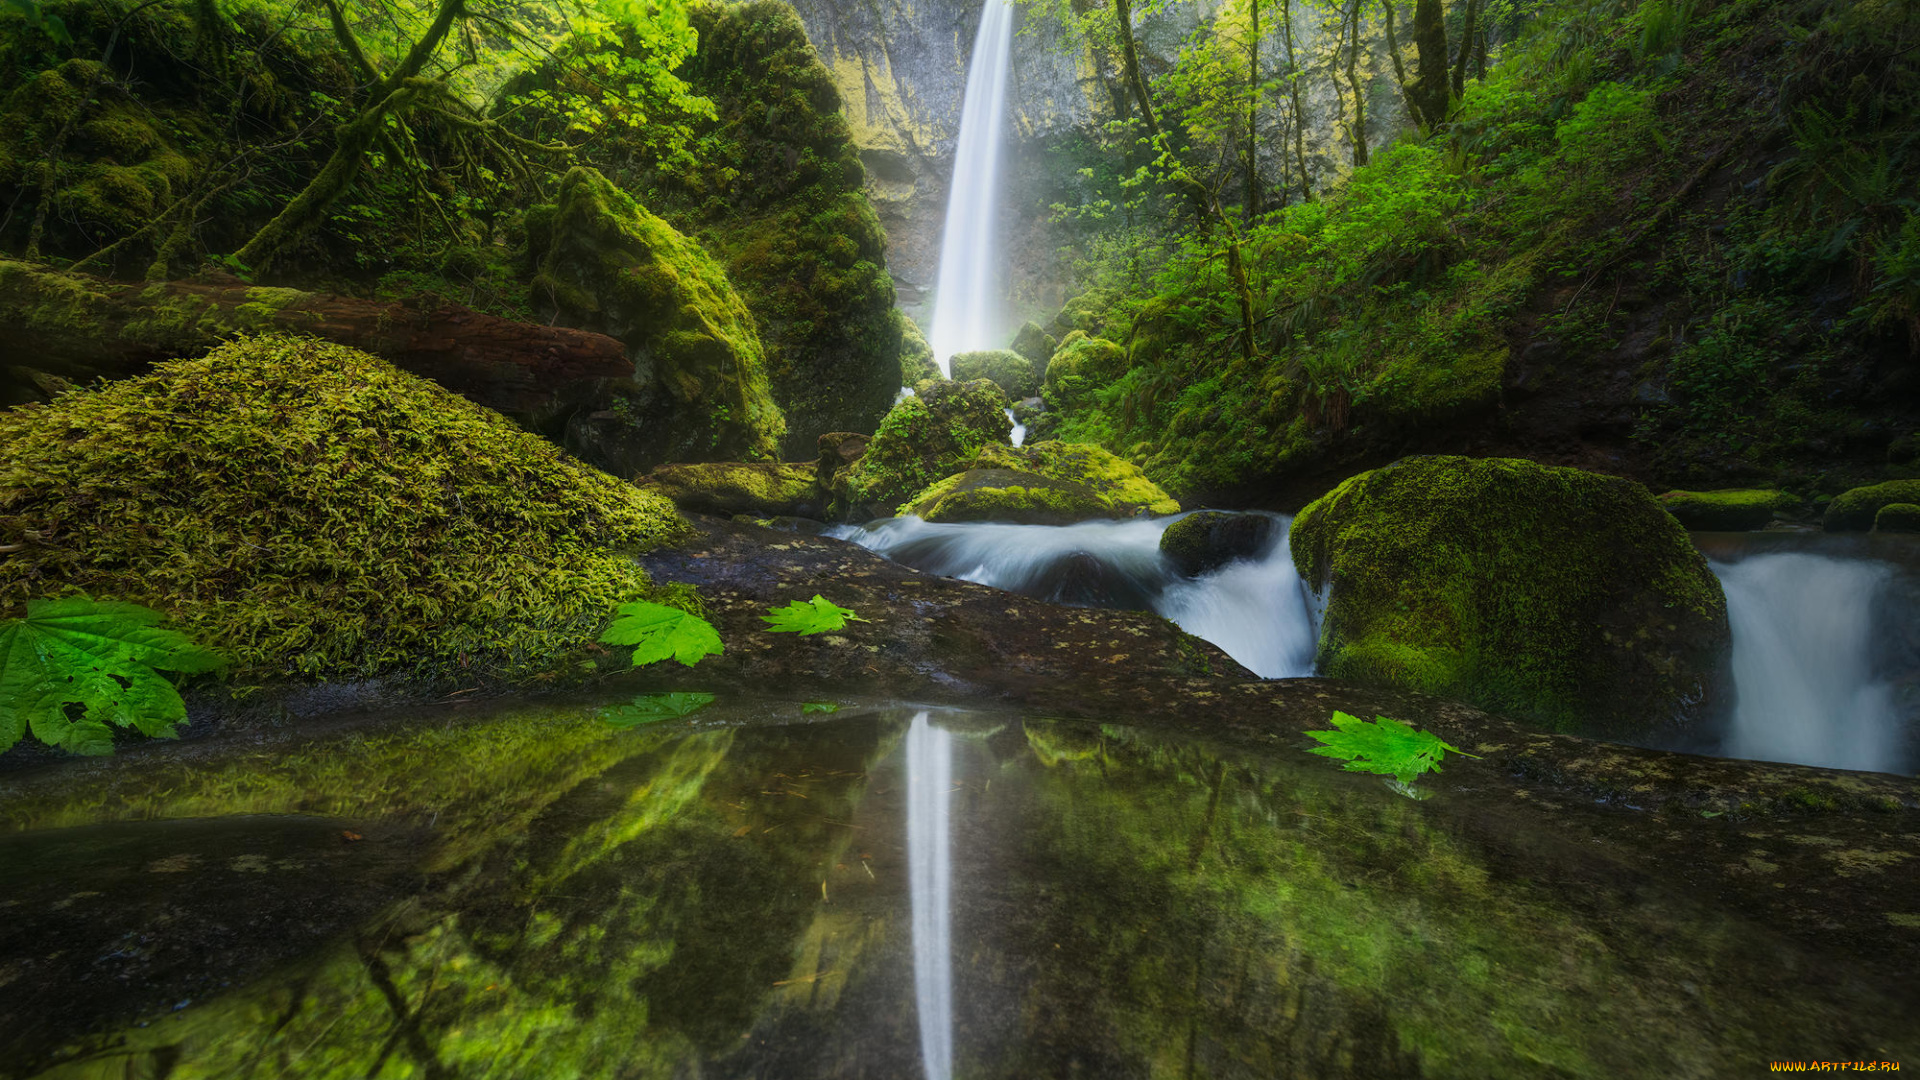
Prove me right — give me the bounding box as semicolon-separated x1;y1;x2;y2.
845;378;1011;509
1291;456;1730;742
1875;502;1920;532
1159;511;1279;576
1825;480;1920;531
900;441;1180;524
1656;488;1798;531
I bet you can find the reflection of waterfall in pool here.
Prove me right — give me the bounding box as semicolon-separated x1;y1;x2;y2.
1712;553;1903;773
831;515;1319;678
906;711;953;1080
926;0;1015;375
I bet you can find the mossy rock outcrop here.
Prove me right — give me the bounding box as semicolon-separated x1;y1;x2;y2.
1010;321;1057;367
1824;480;1920;532
1159;512;1279;576
898;312;940;385
638;461;824;519
0;335;690;682
901;468;1114;525
952;349;1040;399
1874;503;1920;532
1656;488;1797;531
1290;456;1729;741
1044;333;1127;411
970;442;1180;516
844;379;1011;509
528;167;784;474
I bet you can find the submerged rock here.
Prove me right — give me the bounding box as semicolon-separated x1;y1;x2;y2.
1875;502;1920;532
639;462;825;518
1159;511;1278;576
0;335;690;682
951;348;1040;398
1825;480;1920;532
1657;488;1798;531
1290;456;1729;742
845;378;1011;509
528;166;785;473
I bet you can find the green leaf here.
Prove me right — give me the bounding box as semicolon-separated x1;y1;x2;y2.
598;692;715;728
761;595;867;636
600;601;723;667
0;596;227;756
1302;711;1478;789
800;702;839;715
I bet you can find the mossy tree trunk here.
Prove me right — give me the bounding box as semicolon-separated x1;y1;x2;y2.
1344;0;1369;167
1451;0;1480;97
1409;0;1450;127
1280;0;1311;203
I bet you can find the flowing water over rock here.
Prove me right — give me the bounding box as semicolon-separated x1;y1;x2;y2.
926;0;1015;372
829;514;1319;677
0;697;1911;1079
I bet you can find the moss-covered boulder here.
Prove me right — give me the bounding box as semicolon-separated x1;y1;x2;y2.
898;312;941;385
1874;503;1920;532
0;335;690;682
638;461;824;519
971;442;1180;516
902;468;1114;525
1044;333;1127;412
952;349;1040;399
1290;456;1728;741
528;166;784;474
1159;512;1279;576
1011;321;1057;368
1656;488;1798;531
844;379;1011;509
1824;480;1920;532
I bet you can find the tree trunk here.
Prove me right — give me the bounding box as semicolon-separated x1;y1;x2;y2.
1381;0;1417;126
1245;0;1261;220
1280;0;1311;202
0;261;631;421
1410;0;1449;127
1345;0;1368;166
1451;0;1480;98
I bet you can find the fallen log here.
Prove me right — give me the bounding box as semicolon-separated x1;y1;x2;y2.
0;260;632;421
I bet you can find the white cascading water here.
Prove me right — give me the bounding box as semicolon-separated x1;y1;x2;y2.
906;711;954;1080
1713;553;1902;773
1005;408;1026;447
831;515;1319;678
927;0;1016;375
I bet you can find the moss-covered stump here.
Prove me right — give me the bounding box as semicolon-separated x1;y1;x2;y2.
1290;456;1729;741
528;167;784;474
0;335;690;682
1044;333;1126;412
638;462;825;519
1874;503;1920;532
844;379;1011;510
1825;480;1920;532
1160;512;1279;576
898;313;940;385
951;349;1040;399
901;469;1113;524
1010;321;1057;368
1656;488;1798;531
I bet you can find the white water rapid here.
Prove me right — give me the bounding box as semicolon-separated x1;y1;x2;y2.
906;711;954;1080
1713;553;1903;774
831;515;1320;678
927;0;1016;374
1005;408;1026;447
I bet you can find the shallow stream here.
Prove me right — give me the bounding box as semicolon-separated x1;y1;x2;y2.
1;696;1912;1078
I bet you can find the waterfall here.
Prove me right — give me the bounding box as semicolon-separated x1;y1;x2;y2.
927;0;1016;375
907;711;954;1080
831;515;1320;678
1713;553;1903;774
1005;408;1026;447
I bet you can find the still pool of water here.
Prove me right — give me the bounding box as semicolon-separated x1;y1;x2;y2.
0;696;1912;1079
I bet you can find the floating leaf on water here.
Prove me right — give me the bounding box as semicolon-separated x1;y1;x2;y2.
762;595;867;636
600;601;723;667
599;692;716;728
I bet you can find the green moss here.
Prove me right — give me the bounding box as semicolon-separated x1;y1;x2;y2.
845;379;1011;507
1874;502;1920;532
1290;456;1729;739
1825;480;1920;531
639;461;823;517
1044;334;1126;412
0;334;691;682
901;468;1114;524
951;348;1040;399
1656;488;1797;530
530;166;784;471
897;311;940;385
972;441;1181;515
1010;320;1057;367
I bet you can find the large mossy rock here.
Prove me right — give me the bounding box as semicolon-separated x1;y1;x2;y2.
1656;488;1797;531
901;468;1114;525
1044;332;1126;412
1875;503;1920;532
0;335;690;681
1290;456;1729;741
528;166;785;474
951;349;1039;399
898;312;941;385
638;461;825;519
974;442;1179;514
1824;480;1920;532
1010;321;1057;367
844;379;1011;509
1159;511;1279;576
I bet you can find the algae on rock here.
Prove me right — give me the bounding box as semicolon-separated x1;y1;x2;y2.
1290;456;1729;741
529;166;785;474
0;335;691;682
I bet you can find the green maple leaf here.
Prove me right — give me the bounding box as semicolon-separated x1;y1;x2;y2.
761;595;867;636
598;692;715;728
0;596;226;756
600;601;723;667
800;702;839;715
1303;711;1478;788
